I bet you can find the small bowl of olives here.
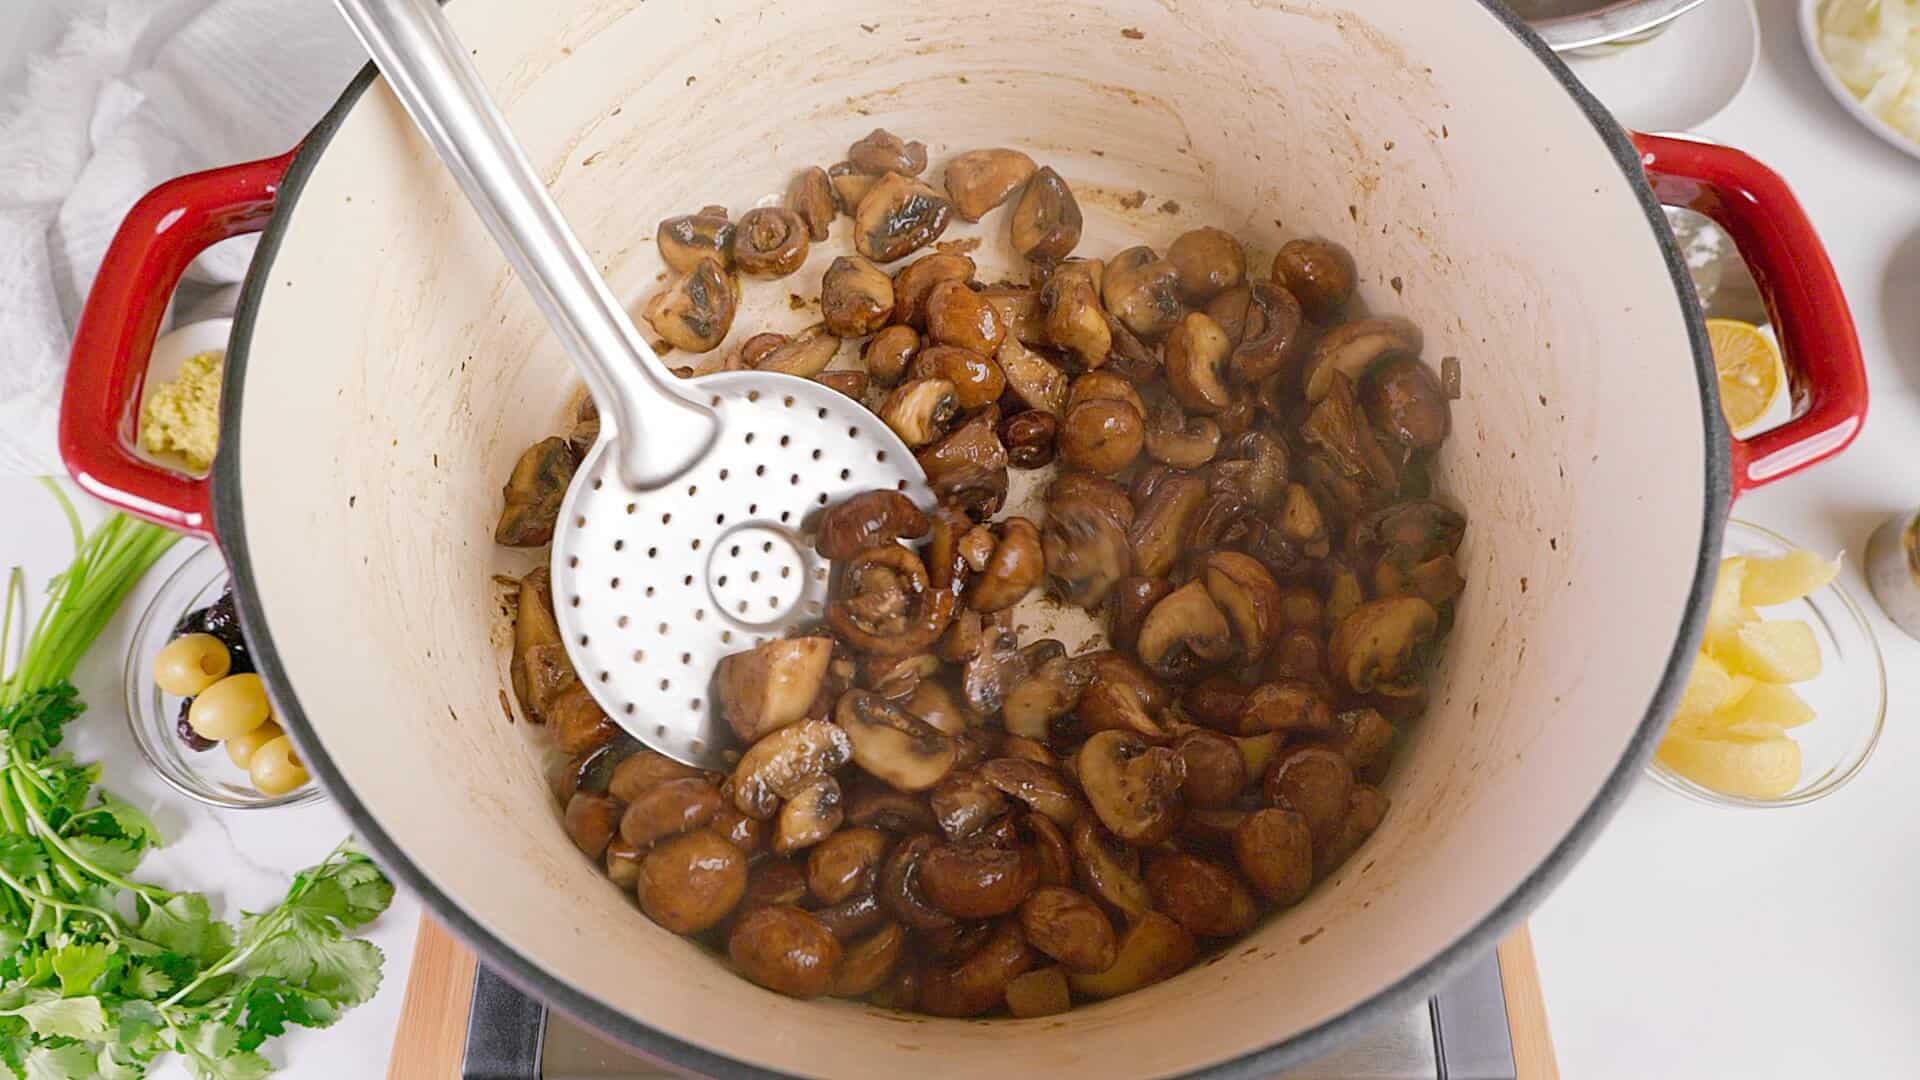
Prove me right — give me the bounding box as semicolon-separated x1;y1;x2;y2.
123;544;323;809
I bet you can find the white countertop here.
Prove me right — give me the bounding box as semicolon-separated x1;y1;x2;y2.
3;1;1915;1077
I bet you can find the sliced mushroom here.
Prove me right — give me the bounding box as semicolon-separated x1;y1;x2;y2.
943;148;1038;221
845;778;938;834
918;836;1039;918
1303;373;1400;495
980;284;1046;346
730;719;854;820
828;162;877;212
1076;681;1169;741
1000;644;1090;740
1266;627;1324;683
830;544;958;656
1233;807;1314;906
731;207;810;277
835;691;959;792
924;280;1008;356
1038;263;1110;368
642;256;736;353
1228;280;1306;385
1272;238;1356;323
495;437;575;547
858;327;916;388
1004;966;1072;1018
1127;471;1208;580
511;567;573;721
1066;912;1196;1000
855;172;953;263
770;775;843;856
1179;675;1251;730
911;344;1006;410
1236;731;1285;779
552;739;630;804
891;252;975;327
1069;817;1154;919
997;338;1068;416
1201;551;1285;660
604;836;643;888
716;637;833;744
899;679;969;736
639;830;747;934
1375;553;1465;614
608;749;707;802
1356;500;1467;561
1084;649;1175;713
878;378;959;448
957;518;1041;612
1237;680;1333;736
1180;807;1248;852
919;919;1035;1017
815;490;930;560
1109;575;1172;655
1278;483;1331;558
815;369;869;400
1010;166;1083;263
1041;498;1132;608
1135;581;1234;680
1048;472;1135;529
1328;596;1439;696
563;793;620;859
1174;729;1248;809
620;777;724;848
710;805;768;854
1018;886;1117;973
820;255;895;336
928;770;1010;840
879;833;956;930
656;207;734;273
1264;745;1355;850
751;324;841;378
957;614;1024;716
728;904;841;997
1163;311;1233;414
1316;784;1390;878
1058;399;1144;476
848;128;928;176
1363;355;1451;450
1211;430;1289;508
1103;246;1185;340
998;410;1058;469
809;828;888;905
1024;812;1073;887
1167;227;1247;302
1205;284;1253;344
917;411;1010;517
1145;410;1221;469
813;891;890;942
980;758;1082;827
1303;317;1424;403
1324;557;1368;626
1076;730;1185;846
546;683;618;754
787;166;837;241
1330;707;1397;772
1145;852;1259;938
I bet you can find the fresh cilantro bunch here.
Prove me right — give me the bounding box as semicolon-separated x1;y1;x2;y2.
0;486;395;1079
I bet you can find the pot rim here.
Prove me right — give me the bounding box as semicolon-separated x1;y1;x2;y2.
213;2;1728;1075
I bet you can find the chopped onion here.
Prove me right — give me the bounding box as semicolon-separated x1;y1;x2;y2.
1819;0;1920;142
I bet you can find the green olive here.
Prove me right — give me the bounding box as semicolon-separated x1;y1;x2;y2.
188;673;270;740
248;735;309;796
226;719;285;769
153;633;231;697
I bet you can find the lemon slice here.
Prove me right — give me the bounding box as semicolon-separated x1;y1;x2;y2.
1707;318;1783;434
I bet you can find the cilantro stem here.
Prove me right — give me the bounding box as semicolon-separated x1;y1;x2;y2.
9;771;169;899
0;862;119;927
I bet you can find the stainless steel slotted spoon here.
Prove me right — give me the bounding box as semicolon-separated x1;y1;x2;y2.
334;0;927;768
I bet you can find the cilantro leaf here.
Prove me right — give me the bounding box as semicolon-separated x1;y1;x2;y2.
179;1023;272;1080
134;896;229;966
119;963;171;1000
0;838;46;882
23;1042;94;1080
238;915;382;1008
224;977;340;1051
284;853;393;931
1;993;109;1039
49;941;115;997
90;795;158;849
64;836;142;879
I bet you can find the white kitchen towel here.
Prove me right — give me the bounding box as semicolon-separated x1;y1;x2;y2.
0;0;362;476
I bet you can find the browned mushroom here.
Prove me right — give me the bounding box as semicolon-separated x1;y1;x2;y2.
511;567;573;721
1018;886;1117;973
731;207;810;277
1069;817;1153;919
917;411;1009;517
771;775;843;855
878;378;959;448
919;919;1035;1017
1076;681;1169;741
1363;355;1451;450
1303;317;1423;403
1356;500;1467;561
1329;707;1397;772
750;324;841;377
830;543;954;659
495;437;575;547
620;777;724;848
1328;596;1439;696
1228;281;1306;385
828;162;876;212
835;691;959;792
863;325;921;387
1000;644;1089;740
1041;497;1132;608
608;749;706;802
924;281;1008;356
642;256;736;353
787;166;837;241
943;148;1038;221
812;891;889;942
1237;679;1333;736
1264;745;1355;850
657;207;734;273
1127;471;1208;580
1266;627;1324;684
1135;581;1233;679
1210;430;1289;508
891;252;975;327
928;770;1010;840
729;719;854;820
711;805;768;854
1205;284;1253;343
1324;556;1368;625
1008;166;1083;263
1004;966;1071;1018
546;683;619;754
956;616;1024;717
815;369;869;400
820;255;895;336
1167;227;1247;302
911;344;1006;410
855;172;953;263
959;517;1042;612
728;904;841;997
1201;551;1285;659
1144;409;1221;469
1076;730;1185;846
815;490;930;560
918;837;1039;918
1163;311;1233;414
1066;912;1195;1000
879;833;956;930
848;128;928;176
1057;399;1143;476
1180;675;1251;730
563;793;620;859
639;830;747;934
1145;852;1258;938
1108;575;1172;655
1233;807;1314;906
1084;650;1174;713
552;739;629;804
1303;374;1400;495
980;284;1046;346
716;637;834;743
900;679;970;736
997;338;1068;416
980;758;1082;827
1038;263;1110;368
1375;552;1465;614
1103;246;1185;340
1272;238;1356;323
1174;729;1248;809
998;410;1058;469
845;778;938;834
1316;784;1390;878
602;836;643;888
1048;472;1134;529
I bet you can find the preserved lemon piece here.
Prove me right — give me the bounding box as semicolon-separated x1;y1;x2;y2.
1656;733;1800;799
1739;549;1839;607
1721;619;1822;683
1716;683;1815;735
1704;557;1752;654
1674;654;1746;720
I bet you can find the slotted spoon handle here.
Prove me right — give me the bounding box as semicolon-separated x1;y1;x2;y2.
333;0;716;489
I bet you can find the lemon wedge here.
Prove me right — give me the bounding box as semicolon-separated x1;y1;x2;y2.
1707;318;1783;435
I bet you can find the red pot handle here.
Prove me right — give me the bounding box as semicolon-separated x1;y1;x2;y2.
1632;133;1867;500
59;150;296;540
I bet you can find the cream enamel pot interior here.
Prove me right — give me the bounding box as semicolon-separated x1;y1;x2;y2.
62;1;1869;1075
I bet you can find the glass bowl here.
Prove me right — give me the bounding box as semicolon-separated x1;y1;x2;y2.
123;543;325;809
1646;520;1887;808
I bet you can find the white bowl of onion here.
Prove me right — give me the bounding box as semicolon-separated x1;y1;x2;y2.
1803;0;1920;162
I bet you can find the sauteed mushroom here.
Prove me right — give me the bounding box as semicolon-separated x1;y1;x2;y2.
1049;472;1134;529
1103;246;1184;340
1145;852;1259;938
1076;730;1185;846
879;833;956;930
1076;680;1168;741
750;324;841;377
1128;471;1208;580
918;837;1039;918
1041;498;1132;608
836;691;959;792
855;172;953;263
879;378;959;448
773;775;844;855
1205;284;1253;344
619;777;724;848
999;644;1089;740
957;616;1023;715
821;255;895;336
656;206;734;273
815;369;869;401
1004;967;1072;1018
1163;311;1233;414
1265;745;1354;850
832;923;908;998
807;827;889;905
1145;410;1221;469
813;891;889;942
917;411;1010;517
1174;729;1247;809
864;325;921;387
1058;399;1143;476
845;778;938;834
1010;166;1083;263
608;749;705;802
1233;807;1314;906
1303;373;1400;494
815;490;930;560
1038;263;1110;368
643;256;736;353
1069;817;1153;920
511;567;572;721
1167;227;1247;302
639;830;747;934
925;281;1008;356
563;793;620;859
998;410;1059;469
1316;784;1390;878
1328;596;1439;696
787;166;837;241
964;518;1043;611
1066;912;1195;1000
943;148;1037;220
731;207;810;277
1135;581;1233;679
911;344;1007;410
848;128;928;176
495;437;575;547
1278;483;1331;558
919;919;1034;1017
980;758;1082;827
902;680;970;736
1303;316;1423;403
1018;886;1116;973
829;545;958;657
546;684;618;754
1228;281;1306;385
1237;680;1333;736
715;637;833;743
729;905;841;997
1109;575;1172;655
828;162;876;211
893;252;975;327
997;337;1069;414
729;719;853;820
1202;552;1284;659
1363;355;1451;450
1330;707;1397;772
1272;238;1356;323
929;770;1009;839
980;284;1046;346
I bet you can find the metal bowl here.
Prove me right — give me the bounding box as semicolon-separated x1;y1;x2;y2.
1510;0;1708;52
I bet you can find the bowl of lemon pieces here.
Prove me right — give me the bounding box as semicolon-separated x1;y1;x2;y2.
1651;521;1887;807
